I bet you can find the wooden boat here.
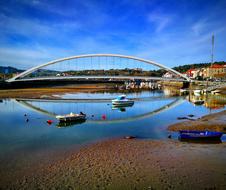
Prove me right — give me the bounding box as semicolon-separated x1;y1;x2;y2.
179;130;223;140
112;95;134;106
56;112;86;122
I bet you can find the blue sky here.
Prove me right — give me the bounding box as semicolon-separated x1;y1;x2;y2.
0;0;226;69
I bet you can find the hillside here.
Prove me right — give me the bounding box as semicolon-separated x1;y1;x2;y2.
0;66;24;74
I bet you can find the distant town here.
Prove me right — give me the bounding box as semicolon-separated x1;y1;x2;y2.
165;61;226;81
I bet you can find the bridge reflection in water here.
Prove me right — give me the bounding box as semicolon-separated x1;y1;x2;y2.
14;97;185;125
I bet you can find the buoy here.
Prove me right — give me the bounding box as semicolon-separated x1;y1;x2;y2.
102;114;106;120
47;120;53;125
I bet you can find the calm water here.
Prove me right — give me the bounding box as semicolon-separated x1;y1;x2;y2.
0;90;225;172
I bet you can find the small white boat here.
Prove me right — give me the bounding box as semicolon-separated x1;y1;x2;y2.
112;95;134;106
180;89;189;95
56;112;86;122
193;89;202;96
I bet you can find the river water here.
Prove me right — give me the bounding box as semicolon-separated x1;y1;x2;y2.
0;90;225;181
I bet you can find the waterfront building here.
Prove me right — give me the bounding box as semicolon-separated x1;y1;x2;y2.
162;72;178;78
205;64;226;79
185;69;201;79
184;64;226;80
162;72;173;78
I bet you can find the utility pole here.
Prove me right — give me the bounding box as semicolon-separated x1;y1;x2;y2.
211;34;214;67
208;34;215;81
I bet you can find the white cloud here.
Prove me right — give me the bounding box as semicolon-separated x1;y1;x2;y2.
0;14;81;40
148;11;172;32
191;20;207;36
0;45;75;69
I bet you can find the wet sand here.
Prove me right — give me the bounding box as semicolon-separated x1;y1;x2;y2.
2;139;226;190
168;110;226;132
0;84;116;98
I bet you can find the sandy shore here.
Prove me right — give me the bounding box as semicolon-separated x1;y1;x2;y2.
168;110;226;132
2;138;225;190
0;84;116;98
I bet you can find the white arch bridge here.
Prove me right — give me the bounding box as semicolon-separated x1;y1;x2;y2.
8;54;190;82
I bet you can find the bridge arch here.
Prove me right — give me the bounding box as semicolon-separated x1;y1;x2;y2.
8;54;190;82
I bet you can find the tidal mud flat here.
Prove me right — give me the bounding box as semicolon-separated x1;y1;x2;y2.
3;139;226;190
168;110;226;132
0;84;116;99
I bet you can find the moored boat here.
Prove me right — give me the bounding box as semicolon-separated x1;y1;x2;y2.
57;119;86;128
179;130;223;141
211;89;221;95
193;100;204;105
112;95;134;106
56;112;86;122
193;89;202;96
180;89;189;94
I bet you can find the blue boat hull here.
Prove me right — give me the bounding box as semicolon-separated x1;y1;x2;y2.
179;130;223;140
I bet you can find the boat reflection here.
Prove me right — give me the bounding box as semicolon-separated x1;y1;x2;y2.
112;106;126;112
111;103;134;112
57;119;86;128
179;138;222;144
187;93;226;109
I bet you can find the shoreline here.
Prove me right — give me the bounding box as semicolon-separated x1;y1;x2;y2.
0;84;116;99
0;83;163;99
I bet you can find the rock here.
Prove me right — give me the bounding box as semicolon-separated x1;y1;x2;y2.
188;114;194;117
124;136;136;139
168;134;172;139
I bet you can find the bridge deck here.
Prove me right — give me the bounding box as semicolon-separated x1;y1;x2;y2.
11;75;187;82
